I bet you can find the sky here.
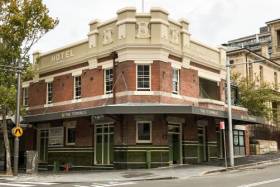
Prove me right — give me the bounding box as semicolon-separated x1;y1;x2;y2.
31;0;280;54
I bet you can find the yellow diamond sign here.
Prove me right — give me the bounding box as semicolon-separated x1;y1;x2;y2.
12;127;23;137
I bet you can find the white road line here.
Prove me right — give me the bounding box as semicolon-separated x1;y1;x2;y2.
238;178;280;187
15;181;58;185
0;183;34;187
90;181;136;187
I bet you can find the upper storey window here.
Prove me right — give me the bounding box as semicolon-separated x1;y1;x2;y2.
22;87;29;107
137;65;151;91
74;76;81;100
47;82;53;104
105;68;113;94
172;68;179;94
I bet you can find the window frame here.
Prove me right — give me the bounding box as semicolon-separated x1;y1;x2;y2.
65;122;76;146
48;127;64;147
74;76;82;100
136;121;152;143
47;82;53;104
104;68;113;94
136;64;151;91
22;87;29;107
172;68;180;94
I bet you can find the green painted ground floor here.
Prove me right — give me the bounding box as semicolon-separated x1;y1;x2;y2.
13;114;250;170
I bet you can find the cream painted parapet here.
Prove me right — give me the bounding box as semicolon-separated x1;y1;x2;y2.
180;19;191;51
116;7;136;44
32;51;41;64
88;20;99;49
218;46;226;66
150;7;169;45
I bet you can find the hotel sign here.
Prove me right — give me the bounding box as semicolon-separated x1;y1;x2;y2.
51;49;74;63
61;110;88;118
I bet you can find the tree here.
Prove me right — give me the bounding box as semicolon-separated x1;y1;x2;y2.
232;73;280;120
0;0;58;175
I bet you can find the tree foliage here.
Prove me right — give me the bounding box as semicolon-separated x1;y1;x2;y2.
0;0;58;174
232;73;280;120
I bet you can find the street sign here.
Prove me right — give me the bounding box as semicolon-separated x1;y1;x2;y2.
12;127;23;137
220;121;225;130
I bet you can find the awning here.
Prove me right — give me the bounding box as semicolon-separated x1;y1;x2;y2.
23;104;265;124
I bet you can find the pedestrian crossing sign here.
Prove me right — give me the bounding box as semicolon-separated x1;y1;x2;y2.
12;127;23;137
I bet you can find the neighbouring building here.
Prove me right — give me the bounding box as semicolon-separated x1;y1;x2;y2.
226;24;272;57
226;19;280;146
21;7;264;170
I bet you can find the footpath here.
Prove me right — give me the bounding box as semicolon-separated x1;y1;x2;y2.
1;152;280;183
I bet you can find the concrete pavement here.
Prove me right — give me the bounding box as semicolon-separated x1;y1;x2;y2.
1;163;280;187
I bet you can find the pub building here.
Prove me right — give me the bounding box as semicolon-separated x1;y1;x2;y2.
21;7;264;170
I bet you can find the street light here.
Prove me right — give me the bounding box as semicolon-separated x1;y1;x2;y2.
226;58;264;167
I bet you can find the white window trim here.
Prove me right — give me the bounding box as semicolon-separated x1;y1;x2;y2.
136;121;152;143
23;87;29;107
172;68;180;94
74;76;82;100
46;82;53;104
104;68;113;94
65;121;76;146
136;64;151;91
48;127;64;147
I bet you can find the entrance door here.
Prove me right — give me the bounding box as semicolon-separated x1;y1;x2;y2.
38;129;48;162
198;125;207;162
95;123;114;165
168;124;182;165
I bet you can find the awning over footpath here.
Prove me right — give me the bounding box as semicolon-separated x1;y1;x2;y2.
23;104;265;124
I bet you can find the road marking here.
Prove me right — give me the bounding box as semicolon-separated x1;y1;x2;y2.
238;177;280;187
73;181;136;187
0;183;34;187
15;181;58;185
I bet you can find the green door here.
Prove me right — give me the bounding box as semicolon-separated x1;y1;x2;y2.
168;124;181;165
95;124;114;165
198;126;207;162
38;129;48;162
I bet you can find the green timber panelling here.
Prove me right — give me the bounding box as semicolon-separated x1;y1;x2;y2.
151;152;169;162
48;151;93;166
183;145;198;157
208;145;218;158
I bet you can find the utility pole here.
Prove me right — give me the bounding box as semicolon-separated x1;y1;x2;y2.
226;59;234;167
142;0;144;13
13;59;22;176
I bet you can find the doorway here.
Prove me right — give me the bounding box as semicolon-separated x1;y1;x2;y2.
168;124;182;165
198;125;207;162
38;129;48;162
95;123;114;165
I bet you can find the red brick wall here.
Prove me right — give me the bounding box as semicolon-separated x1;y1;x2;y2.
82;67;104;97
29;80;46;106
180;68;199;98
183;116;198;141
207;118;217;141
53;74;73;102
152;115;168;145
115;61;136;92
75;117;93;147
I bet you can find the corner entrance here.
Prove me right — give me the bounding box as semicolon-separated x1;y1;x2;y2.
168;124;182;165
95;123;114;165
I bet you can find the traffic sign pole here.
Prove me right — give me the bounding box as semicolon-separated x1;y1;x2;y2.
14;60;21;176
220;121;227;168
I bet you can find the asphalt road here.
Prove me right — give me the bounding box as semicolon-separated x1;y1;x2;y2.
1;164;280;187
